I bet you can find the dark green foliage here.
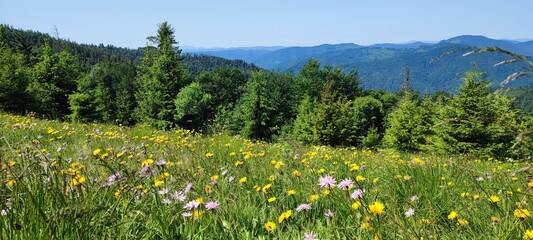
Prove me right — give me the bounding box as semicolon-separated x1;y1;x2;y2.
134;22;191;129
0;26;31;113
292;95;318;143
383;92;432;151
352;96;384;145
314;82;357;146
231;71;293;140
433;70;520;157
69;63;136;124
28;39;81;119
174;82;212;130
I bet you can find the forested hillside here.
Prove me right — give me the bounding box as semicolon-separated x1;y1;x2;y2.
0;23;532;159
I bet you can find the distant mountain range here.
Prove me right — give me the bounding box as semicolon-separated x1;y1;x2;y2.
187;35;533;92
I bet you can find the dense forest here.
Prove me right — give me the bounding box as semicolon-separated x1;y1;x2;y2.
0;23;531;159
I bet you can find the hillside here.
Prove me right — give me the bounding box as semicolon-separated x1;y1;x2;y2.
1;25;260;75
189;37;533;92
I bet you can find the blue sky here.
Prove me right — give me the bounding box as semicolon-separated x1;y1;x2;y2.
1;0;532;48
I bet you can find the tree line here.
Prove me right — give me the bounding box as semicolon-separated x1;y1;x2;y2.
0;23;531;159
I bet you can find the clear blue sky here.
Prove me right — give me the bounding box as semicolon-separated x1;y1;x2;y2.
1;0;532;49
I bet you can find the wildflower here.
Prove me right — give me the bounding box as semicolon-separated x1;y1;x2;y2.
162;198;172;205
93;148;101;156
265;221;276;231
350;189;366;200
448;211;457;220
262;183;272;193
303;231;318;240
182;212;192;217
318;175;336;188
514;208;531;220
405;208;415;217
278;210;293;223
361;222;373;230
296;203;312;212
337;178;353;189
488;195;500;203
239;177;247;183
205;201;219;211
369;201;385;215
293;170;302;177
476;177;484;182
372;177;379;184
322;189;330;196
324;209;334;218
1;209;7;216
457;218;468;225
350;164;360;171
141;159;154;167
155;159;166;165
491;216;500;222
228;176;235;183
274;161;284;169
158;188;169;195
6;180;15;188
355;175;366;182
184;200;201;210
310;194;319;202
205;152;214;158
351;201;362;210
421;218;430;224
184;182;193;193
210;175;219;185
410;195;419;202
234;160;243;167
154;180;164;187
525;229;533;239
205;185;212;194
528;180;533;188
288;190;297;196
171;191;187;202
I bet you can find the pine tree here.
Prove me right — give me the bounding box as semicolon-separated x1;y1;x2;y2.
29;39;81;119
135;22;190;129
0;26;31;113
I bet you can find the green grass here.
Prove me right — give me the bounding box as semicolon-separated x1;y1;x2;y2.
1;113;532;239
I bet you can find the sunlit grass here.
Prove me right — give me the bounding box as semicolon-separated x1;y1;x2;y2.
0;113;532;239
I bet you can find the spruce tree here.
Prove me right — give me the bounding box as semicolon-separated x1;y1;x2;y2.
135;22;190;129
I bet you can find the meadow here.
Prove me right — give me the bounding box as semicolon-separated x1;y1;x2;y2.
1;113;532;239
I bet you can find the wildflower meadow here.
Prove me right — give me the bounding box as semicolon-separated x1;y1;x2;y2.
1;113;532;239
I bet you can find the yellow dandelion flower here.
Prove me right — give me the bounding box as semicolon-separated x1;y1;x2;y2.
234;160;243;167
8;161;16;167
93;148;101;156
7;179;15;187
448;211;457;220
525;229;533;239
528;180;533;188
141;159;154;167
514;209;531;220
287;190;296;196
457;218;468;225
356;175;366;182
421;218;430;224
472;194;480;200
268;175;276;181
278;210;293;223
361;222;373;231
489;195;500;203
351;201;362;210
322;189;330;196
310;194;319;202
265;221;276;231
205;185;212;194
154;180;164;187
490;216;500;222
268;197;277;203
373;177;379;184
239;177;247;183
292;170;302;177
262;183;272;193
368;201;385;215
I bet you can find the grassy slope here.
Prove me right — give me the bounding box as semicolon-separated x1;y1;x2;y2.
0;113;532;239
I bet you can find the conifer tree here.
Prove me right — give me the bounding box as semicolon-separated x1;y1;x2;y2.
135;22;190;129
28;38;81;119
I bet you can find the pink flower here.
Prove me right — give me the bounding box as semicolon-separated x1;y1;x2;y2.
318;175;336;188
350;189;366;199
184;200;201;210
337;178;353;189
205;201;219;211
296;203;312;212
